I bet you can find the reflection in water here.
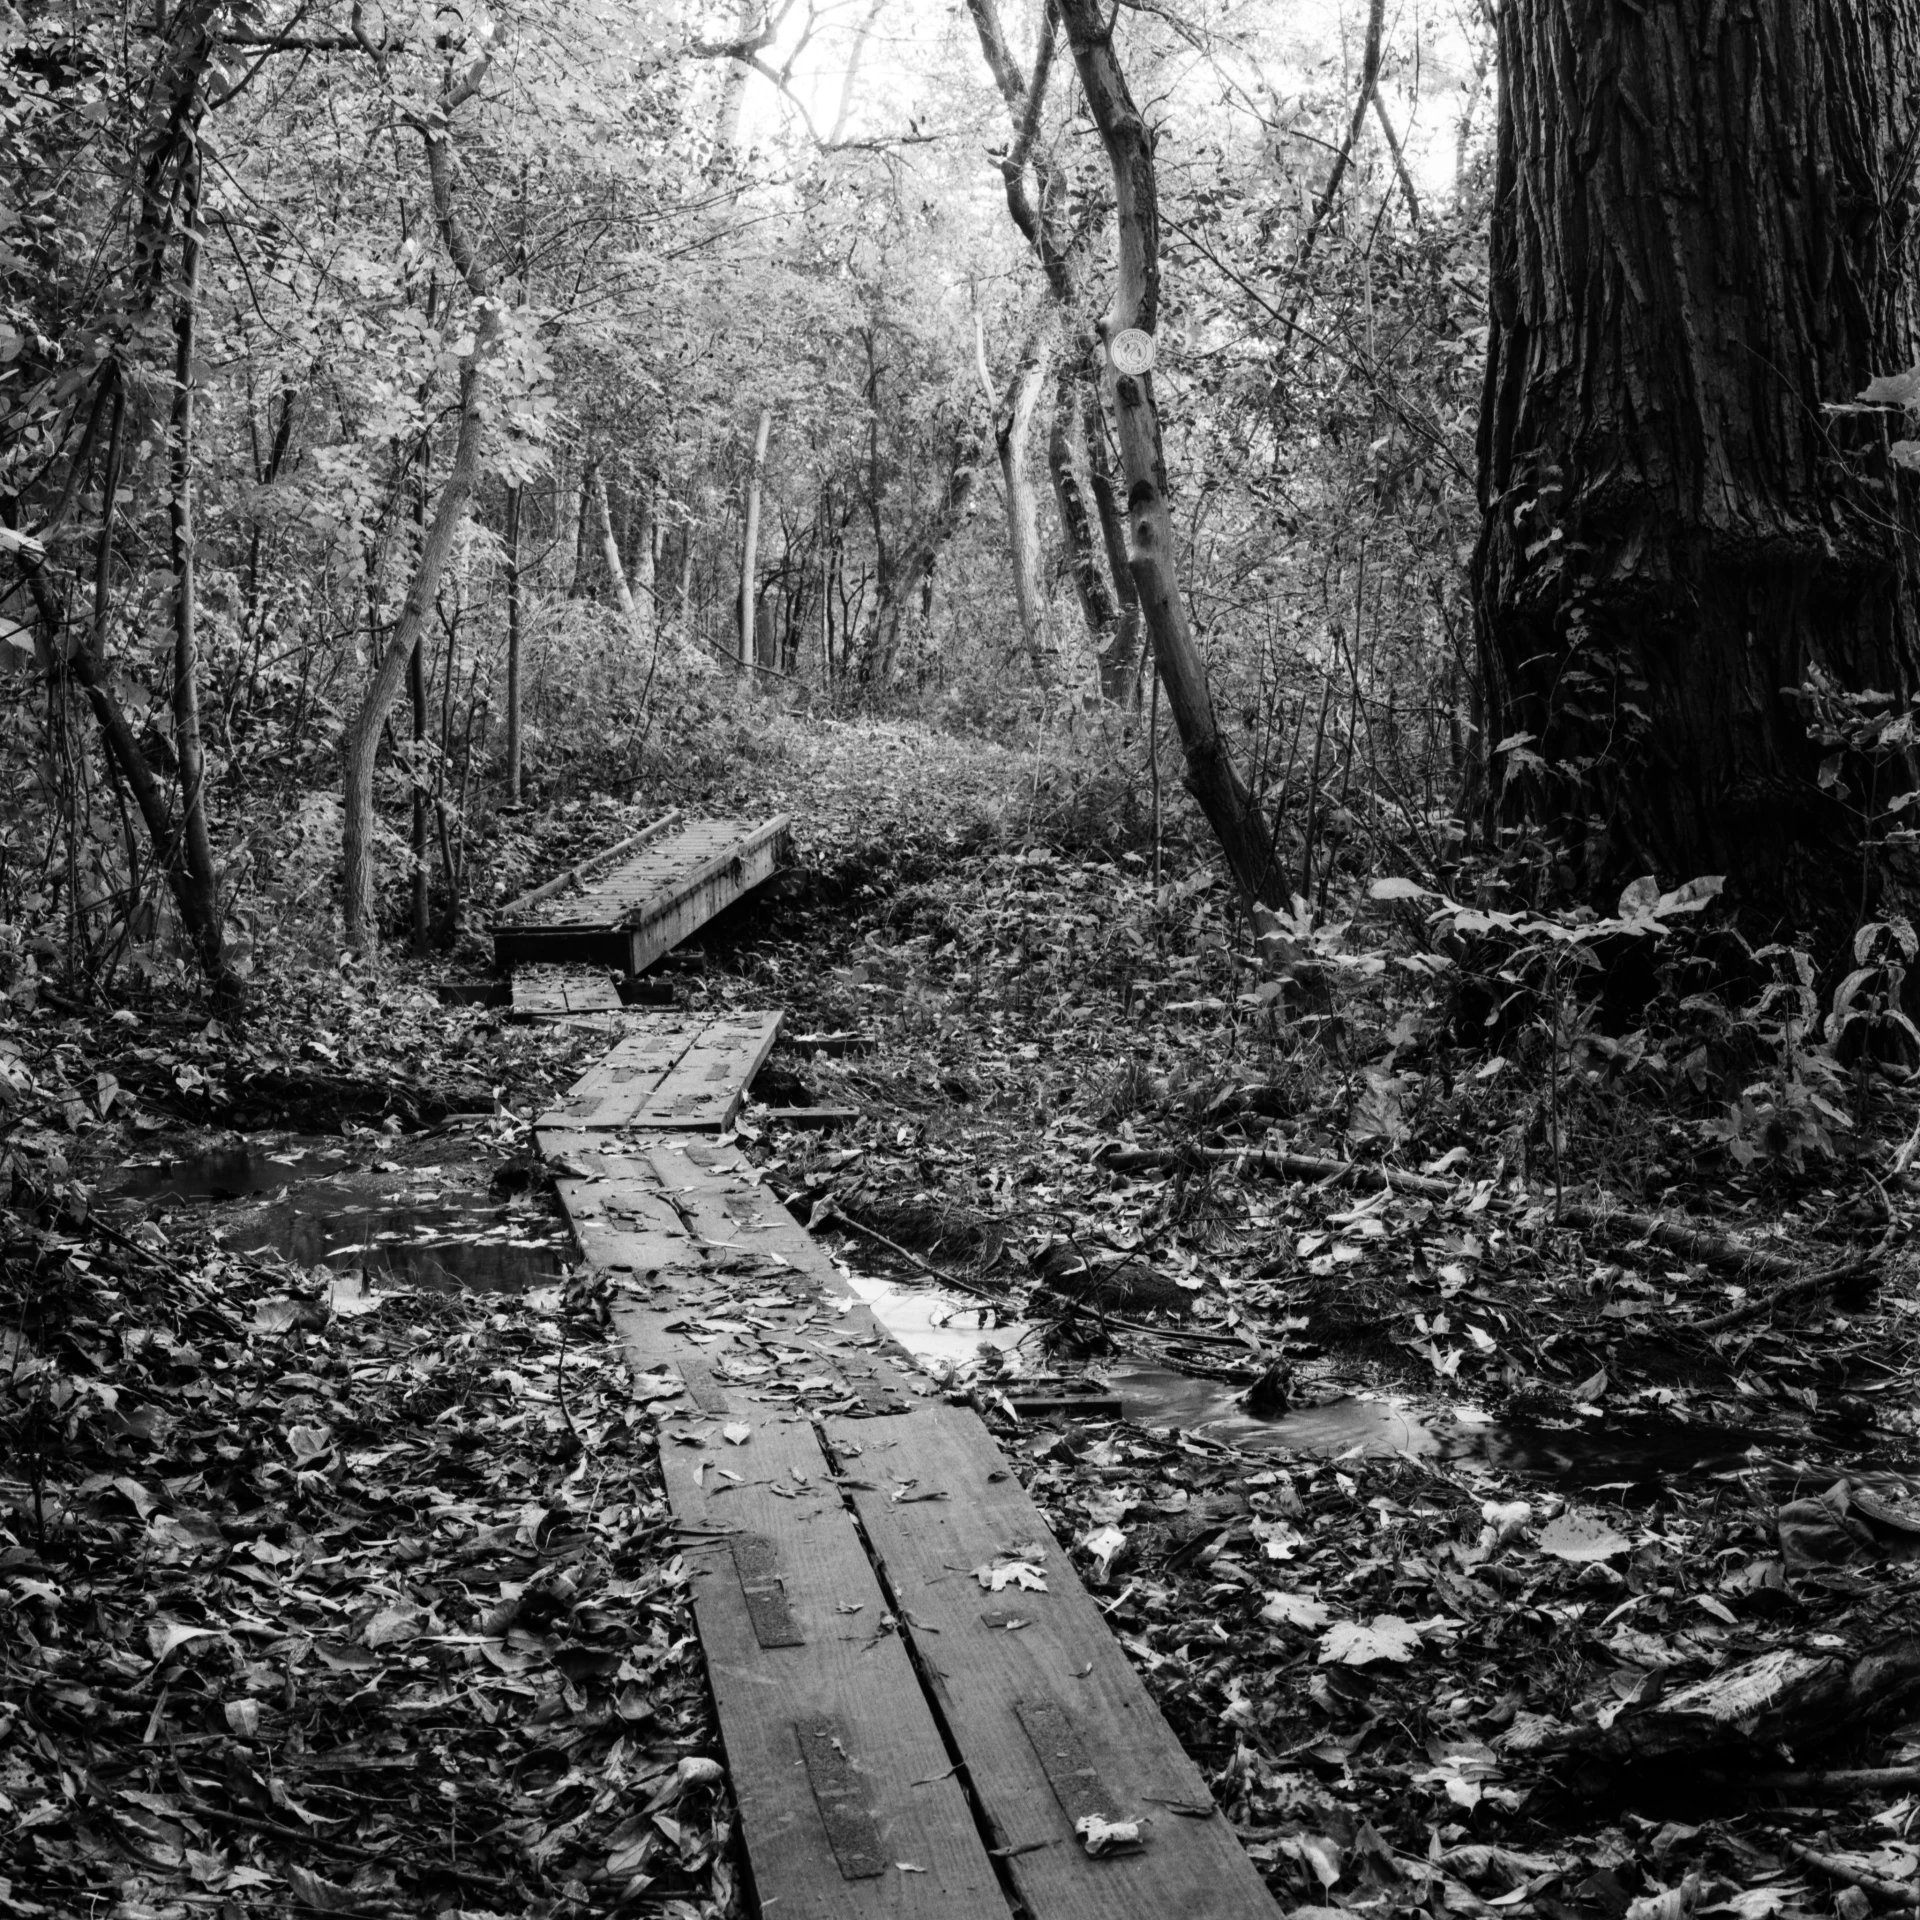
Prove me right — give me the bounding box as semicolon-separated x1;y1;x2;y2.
104;1143;567;1293
1107;1368;1779;1484
841;1276;1795;1485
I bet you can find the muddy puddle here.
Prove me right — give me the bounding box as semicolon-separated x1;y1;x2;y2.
845;1277;1817;1486
102;1137;570;1292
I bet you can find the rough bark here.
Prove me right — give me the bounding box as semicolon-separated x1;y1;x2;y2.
1055;0;1279;903
738;408;772;674
1474;1;1920;933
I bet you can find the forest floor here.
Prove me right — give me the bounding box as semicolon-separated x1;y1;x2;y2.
5;717;1920;1920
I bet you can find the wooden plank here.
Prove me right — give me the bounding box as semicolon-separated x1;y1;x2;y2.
536;1014;705;1128
621;816;790;974
494;807;684;919
632;1012;782;1128
822;1405;1283;1920
510;967;622;1018
494;816;791;970
536;1011;780;1132
654;1411;1012;1920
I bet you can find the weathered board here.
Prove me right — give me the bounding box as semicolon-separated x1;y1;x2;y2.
542;1131;1281;1920
495;815;791;972
656;1412;1012;1920
826;1406;1282;1920
537;1011;781;1132
509;967;624;1018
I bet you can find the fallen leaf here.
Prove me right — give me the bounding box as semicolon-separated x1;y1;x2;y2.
1318;1615;1421;1665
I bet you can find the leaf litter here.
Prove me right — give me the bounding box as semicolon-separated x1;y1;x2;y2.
11;743;1920;1919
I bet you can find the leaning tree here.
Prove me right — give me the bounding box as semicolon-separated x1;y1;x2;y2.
1475;1;1920;934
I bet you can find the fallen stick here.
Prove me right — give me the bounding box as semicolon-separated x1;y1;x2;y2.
1688;1256;1874;1334
1556;1200;1803;1280
177;1793;512;1898
823;1207;1006;1300
1759;1764;1920;1791
1096;1143;1454;1198
1787;1840;1920;1908
495;807;683;920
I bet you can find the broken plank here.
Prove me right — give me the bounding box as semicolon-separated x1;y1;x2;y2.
823;1404;1283;1920
654;1413;1012;1920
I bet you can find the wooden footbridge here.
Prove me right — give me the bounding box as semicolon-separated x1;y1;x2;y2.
506;816;1279;1920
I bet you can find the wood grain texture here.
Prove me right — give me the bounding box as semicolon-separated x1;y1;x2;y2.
656;1413;1011;1920
509;967;623;1016
536;1011;778;1131
494;815;790;969
824;1406;1282;1920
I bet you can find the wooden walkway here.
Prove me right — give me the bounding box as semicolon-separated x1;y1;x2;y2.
495;812;791;975
530;1010;1281;1920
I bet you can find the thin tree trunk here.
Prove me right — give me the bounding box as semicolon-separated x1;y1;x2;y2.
1056;0;1278;903
591;464;646;641
739;407;772;675
1001;326;1052;682
631;476;656;647
167;154;238;1005
407;631;429;953
1284;0;1386;333
341;56;498;952
504;483;523;802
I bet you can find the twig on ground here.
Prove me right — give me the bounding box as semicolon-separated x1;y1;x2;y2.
1096;1143;1455;1198
1688;1256;1876;1334
176;1794;516;1899
1787;1839;1920;1908
1757;1764;1920;1792
825;1207;1004;1299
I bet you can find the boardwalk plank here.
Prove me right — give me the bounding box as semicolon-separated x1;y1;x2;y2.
824;1406;1282;1920
495;815;790;972
655;1411;1012;1920
509;967;623;1017
536;1012;779;1132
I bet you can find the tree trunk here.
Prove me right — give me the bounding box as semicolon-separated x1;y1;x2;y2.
1474;0;1920;933
1000;325;1052;682
504;483;523;801
341;60;498;952
868;428;983;683
632;476;656;645
739;407;772;675
166;154;240;1006
1055;0;1279;904
407;637;430;951
591;463;650;648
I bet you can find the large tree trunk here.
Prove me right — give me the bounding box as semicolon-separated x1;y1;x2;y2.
1056;0;1279;903
1474;1;1920;933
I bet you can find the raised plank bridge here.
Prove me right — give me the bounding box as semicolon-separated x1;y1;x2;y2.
503;814;1280;1920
